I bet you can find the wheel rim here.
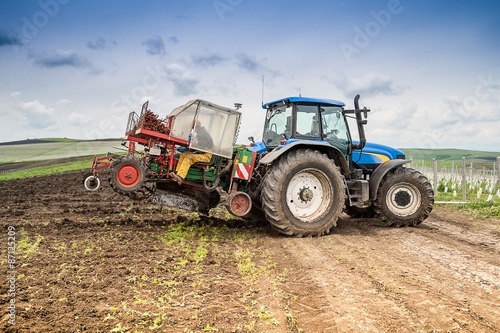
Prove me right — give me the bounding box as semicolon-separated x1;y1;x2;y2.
286;169;332;221
229;192;252;217
84;175;101;191
385;182;421;216
117;164;141;188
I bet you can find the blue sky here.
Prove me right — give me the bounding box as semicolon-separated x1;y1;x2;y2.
1;0;499;151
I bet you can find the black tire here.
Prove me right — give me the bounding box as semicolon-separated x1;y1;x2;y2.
207;190;221;209
344;204;376;218
126;182;157;200
261;149;346;237
373;167;434;227
82;172;93;185
108;155;154;199
244;204;267;223
83;172;101;191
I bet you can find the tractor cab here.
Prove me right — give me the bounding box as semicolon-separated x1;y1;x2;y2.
261;97;351;155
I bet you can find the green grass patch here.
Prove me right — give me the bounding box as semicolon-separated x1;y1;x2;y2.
456;200;500;218
37;137;81;142
0;157;93;181
17;229;44;256
402;148;500;162
0;140;123;163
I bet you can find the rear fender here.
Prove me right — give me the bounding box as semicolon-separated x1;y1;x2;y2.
258;140;350;176
369;159;410;200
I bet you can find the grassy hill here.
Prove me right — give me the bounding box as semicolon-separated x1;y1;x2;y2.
0;138;124;164
401;148;500;162
0;138;126;181
400;148;500;171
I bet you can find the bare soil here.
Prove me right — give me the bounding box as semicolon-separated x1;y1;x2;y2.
0;171;499;332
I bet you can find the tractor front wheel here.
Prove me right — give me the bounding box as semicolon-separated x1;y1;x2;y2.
261;149;346;237
374;167;434;227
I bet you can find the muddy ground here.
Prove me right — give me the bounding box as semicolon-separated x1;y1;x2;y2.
0;171;499;332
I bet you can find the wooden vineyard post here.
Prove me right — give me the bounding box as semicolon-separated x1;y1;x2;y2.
462;157;467;202
433;158;438;196
497;157;500;187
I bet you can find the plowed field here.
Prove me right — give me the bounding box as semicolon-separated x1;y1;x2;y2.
1;171;499;332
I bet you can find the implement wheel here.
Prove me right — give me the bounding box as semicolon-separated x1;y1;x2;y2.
227;191;252;217
83;172;101;191
261;149;346;237
109;155;149;198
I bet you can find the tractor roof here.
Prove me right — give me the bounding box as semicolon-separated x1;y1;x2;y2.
169;99;241;117
262;96;345;109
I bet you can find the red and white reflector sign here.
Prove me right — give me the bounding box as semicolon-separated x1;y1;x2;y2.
235;163;252;181
231;149;256;182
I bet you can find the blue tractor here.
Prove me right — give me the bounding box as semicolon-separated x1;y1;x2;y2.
230;94;434;236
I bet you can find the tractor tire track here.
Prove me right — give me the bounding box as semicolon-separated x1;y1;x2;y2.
265;209;500;332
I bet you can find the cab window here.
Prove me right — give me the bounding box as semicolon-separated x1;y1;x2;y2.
322;106;349;152
296;104;320;138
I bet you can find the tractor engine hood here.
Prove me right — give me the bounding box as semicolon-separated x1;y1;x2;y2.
352;141;406;166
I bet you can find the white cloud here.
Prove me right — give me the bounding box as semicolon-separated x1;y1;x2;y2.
165;63;199;96
17;99;57;129
373;103;418;129
235;53;260;72
0;30;23;47
68;112;92;126
56;99;69;106
191;52;228;68
326;72;407;97
31;49;90;68
142;36;166;56
87;37;117;50
29;49;102;74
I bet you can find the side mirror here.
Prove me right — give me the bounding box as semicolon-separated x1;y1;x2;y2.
248;136;255;143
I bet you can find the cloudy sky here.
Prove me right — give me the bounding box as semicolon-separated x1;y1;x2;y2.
1;0;499;151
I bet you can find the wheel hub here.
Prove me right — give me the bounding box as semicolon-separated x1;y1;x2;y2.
386;182;421;216
83;174;101;191
286;169;331;221
228;192;252;217
118;165;140;187
394;190;411;207
298;187;314;202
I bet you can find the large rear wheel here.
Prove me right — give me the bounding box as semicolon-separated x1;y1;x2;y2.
374;167;434;227
261;149;346;237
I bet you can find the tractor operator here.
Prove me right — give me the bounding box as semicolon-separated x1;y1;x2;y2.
170;120;213;184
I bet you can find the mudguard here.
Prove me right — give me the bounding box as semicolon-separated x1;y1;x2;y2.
258;140;350;176
369;159;410;200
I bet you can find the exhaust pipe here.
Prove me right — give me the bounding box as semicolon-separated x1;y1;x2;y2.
351;94;368;150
